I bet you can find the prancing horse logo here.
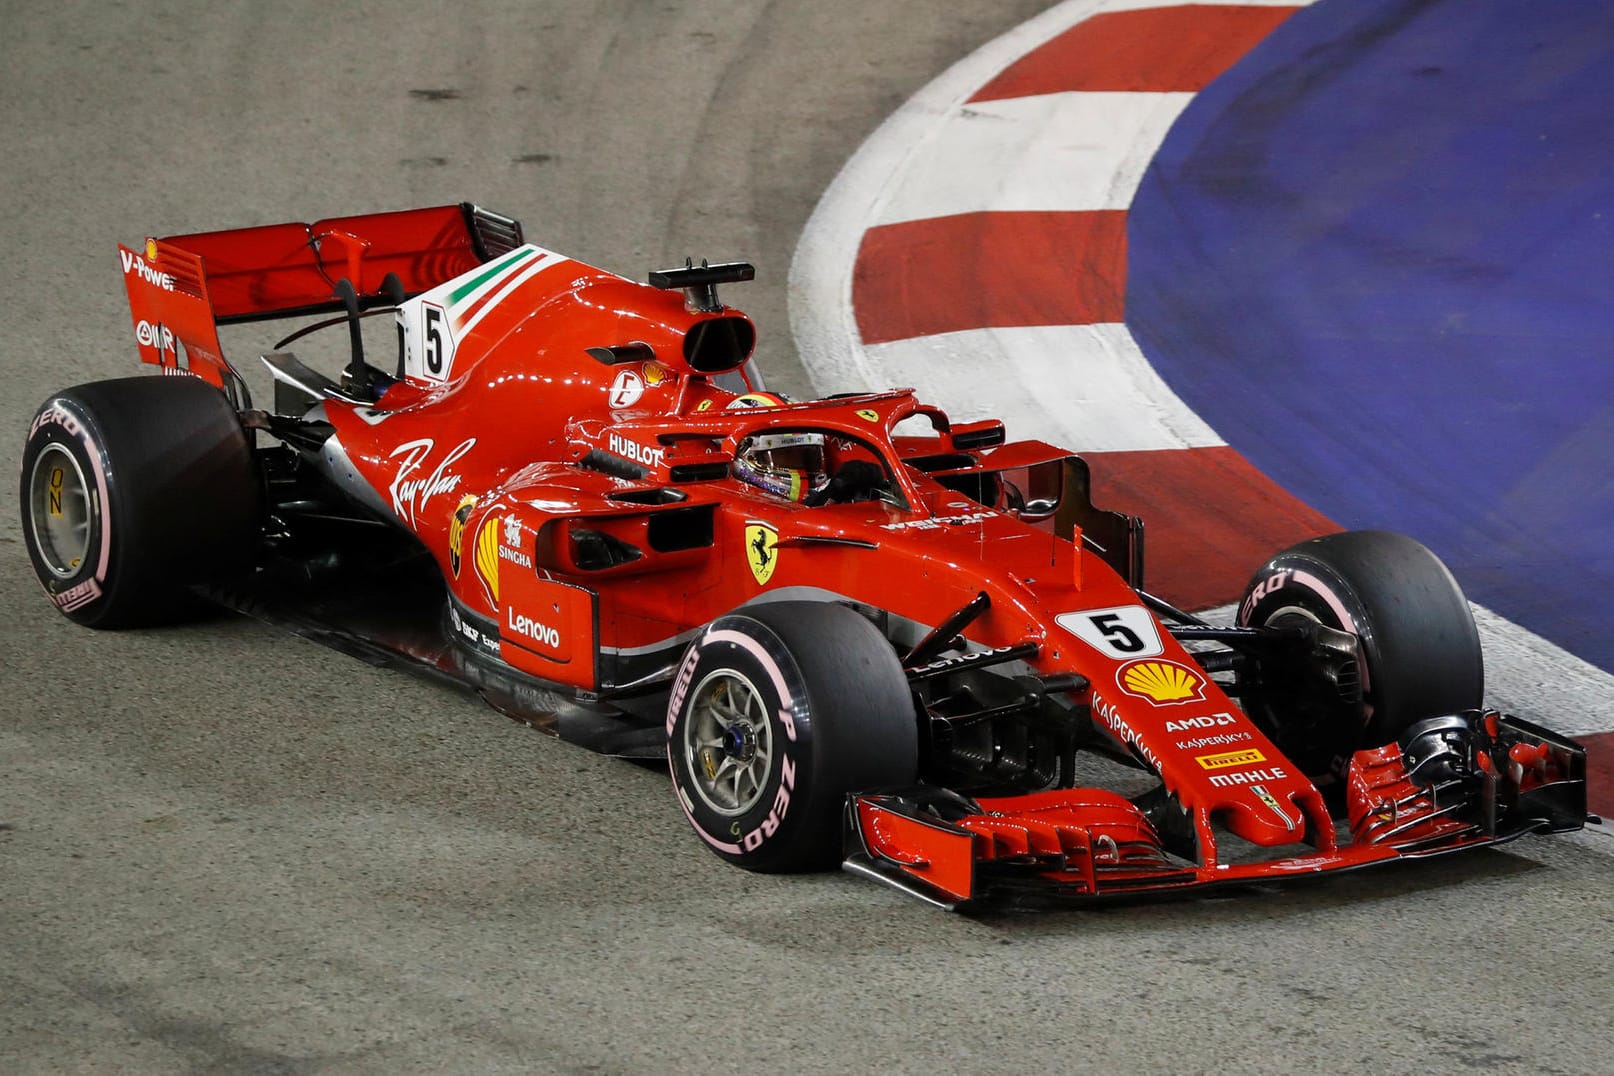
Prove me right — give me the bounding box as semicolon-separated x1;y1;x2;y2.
745;521;779;586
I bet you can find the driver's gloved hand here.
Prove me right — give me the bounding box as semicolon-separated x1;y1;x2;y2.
805;460;887;506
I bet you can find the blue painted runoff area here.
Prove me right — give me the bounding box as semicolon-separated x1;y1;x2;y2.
1127;0;1614;675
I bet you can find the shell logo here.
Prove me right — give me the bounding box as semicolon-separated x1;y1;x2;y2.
642;361;670;386
474;515;501;603
1116;659;1205;705
448;495;476;577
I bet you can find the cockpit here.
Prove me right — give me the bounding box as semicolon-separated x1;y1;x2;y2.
731;426;906;508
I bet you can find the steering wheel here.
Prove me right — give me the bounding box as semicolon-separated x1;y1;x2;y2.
804;460;891;506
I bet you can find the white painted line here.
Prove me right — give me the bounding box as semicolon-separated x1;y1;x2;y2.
1472;607;1614;738
1098;0;1312;8
791;0;1120;394
870;92;1192;225
865;324;1224;451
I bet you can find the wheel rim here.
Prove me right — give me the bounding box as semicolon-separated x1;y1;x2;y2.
682;669;775;817
1265;603;1323;630
29;444;94;579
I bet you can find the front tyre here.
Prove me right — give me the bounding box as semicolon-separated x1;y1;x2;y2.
20;376;261;628
667;601;918;872
1236;530;1483;780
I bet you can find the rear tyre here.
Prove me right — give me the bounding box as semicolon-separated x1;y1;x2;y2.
667;601;918;872
1236;530;1483;780
20;375;262;628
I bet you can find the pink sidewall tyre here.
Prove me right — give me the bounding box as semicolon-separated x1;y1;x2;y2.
667;601;917;872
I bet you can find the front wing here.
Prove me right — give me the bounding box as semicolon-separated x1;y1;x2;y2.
844;712;1589;909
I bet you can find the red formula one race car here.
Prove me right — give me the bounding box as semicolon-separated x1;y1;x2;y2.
20;203;1590;908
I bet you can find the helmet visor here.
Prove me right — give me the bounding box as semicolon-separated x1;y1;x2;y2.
760;444;824;472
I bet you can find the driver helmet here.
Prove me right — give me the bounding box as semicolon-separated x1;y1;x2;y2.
725;391;790;410
733;431;829;503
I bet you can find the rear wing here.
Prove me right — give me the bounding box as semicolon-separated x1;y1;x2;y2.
119;203;523;399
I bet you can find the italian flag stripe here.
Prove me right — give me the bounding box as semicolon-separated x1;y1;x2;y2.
447;246;539;308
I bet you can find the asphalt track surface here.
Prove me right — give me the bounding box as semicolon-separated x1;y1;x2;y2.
3;3;1611;1074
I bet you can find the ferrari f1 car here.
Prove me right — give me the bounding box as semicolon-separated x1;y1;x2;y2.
21;202;1589;908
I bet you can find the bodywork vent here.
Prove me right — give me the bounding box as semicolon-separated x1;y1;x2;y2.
683;316;755;373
